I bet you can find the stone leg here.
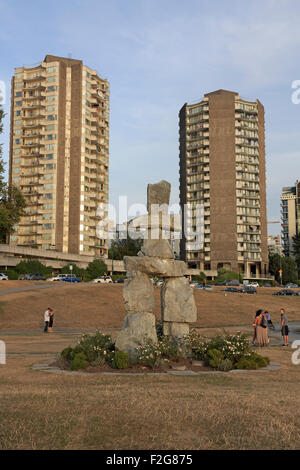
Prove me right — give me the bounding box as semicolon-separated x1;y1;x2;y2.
115;312;158;361
161;277;197;338
163;321;190;338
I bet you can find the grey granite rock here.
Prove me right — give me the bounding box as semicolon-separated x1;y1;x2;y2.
115;312;158;361
161;277;197;323
123;272;154;314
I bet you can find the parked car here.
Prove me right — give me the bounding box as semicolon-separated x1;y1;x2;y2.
114;277;126;284
24;273;45;281
285;283;299;289
263;283;272;287
222;287;240;293
92;276;113;284
248;282;259;287
189;281;199;288
195;284;213;291
224;280;241;287
61;275;80;283
273;289;298;296
0;273;8;281
240;285;257;294
48;274;68;282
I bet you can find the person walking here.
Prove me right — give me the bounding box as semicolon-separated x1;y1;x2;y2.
280;308;289;346
44;307;50;333
48;308;54;333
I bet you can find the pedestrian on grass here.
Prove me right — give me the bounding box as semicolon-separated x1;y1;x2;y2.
255;310;269;347
280;308;289;346
252;309;262;344
48;308;54;333
44;307;51;333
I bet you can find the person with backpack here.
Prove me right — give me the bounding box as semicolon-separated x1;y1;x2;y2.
255;310;269;347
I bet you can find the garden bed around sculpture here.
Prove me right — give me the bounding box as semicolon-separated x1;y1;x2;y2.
55;327;271;374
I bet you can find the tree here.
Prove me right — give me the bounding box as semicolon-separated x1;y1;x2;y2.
14;260;53;276
108;237;143;260
0;106;26;243
215;268;242;283
269;252;298;284
85;259;108;281
292;233;300;277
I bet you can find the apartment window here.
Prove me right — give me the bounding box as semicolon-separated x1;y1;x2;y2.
15;110;21;117
44;194;53;200
47;67;57;74
15;101;22;106
47;96;56;102
47;76;56;83
46;115;57;121
15;91;22;97
15;73;23;79
46;154;54;160
47;85;58;92
15;139;20;145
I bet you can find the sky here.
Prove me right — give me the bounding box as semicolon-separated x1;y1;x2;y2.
0;0;300;235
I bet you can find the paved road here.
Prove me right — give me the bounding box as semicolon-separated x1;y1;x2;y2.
0;282;98;296
0;328;119;336
1;323;300;343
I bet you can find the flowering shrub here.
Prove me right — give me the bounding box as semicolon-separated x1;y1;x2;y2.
60;331;115;369
185;329;269;370
135;336;183;369
184;329;209;360
207;332;252;362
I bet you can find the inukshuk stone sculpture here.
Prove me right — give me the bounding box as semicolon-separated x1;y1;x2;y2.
115;180;197;360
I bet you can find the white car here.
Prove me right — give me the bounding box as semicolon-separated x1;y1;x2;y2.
93;276;113;284
249;282;259;287
0;273;8;281
48;274;68;282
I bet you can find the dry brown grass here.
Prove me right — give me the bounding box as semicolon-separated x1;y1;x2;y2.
1;283;300;450
0;283;300;331
0;344;300;450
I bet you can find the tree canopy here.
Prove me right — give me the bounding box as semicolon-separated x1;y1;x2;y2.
268;252;298;284
108;237;143;260
292;233;300;276
0;106;26;243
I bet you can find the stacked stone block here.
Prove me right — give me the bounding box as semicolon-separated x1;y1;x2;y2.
115;181;197;360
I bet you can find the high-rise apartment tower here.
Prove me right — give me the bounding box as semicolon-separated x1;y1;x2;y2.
281;181;300;257
179;89;268;278
9;55;109;256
